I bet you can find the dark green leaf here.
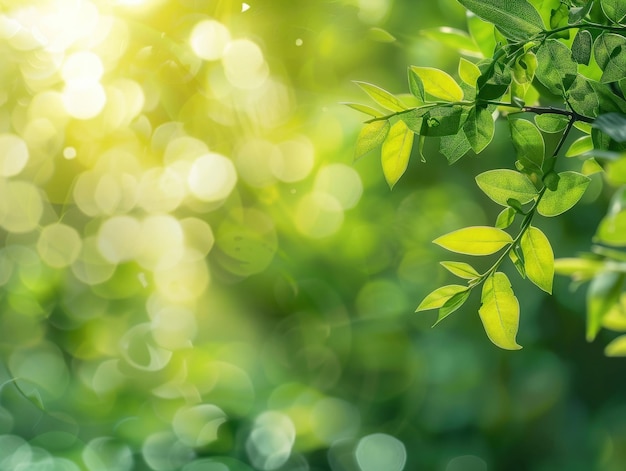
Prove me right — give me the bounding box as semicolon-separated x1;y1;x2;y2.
592;113;626;142
381;120;413;188
569;0;594;23
593;33;626;69
475;169;538;206
496;206;516;228
463;106;495;153
567;75;599;118
407;68;425;102
587;272;624;341
601;46;626;83
600;0;626;22
589;80;626;114
535;39;578;95
537;171;591;216
477;58;512;100
439;132;472;164
421;105;469;137
572;29;592;65
355;120;390;160
458;0;545;41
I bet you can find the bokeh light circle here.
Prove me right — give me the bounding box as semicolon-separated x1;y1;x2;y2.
0;134;29;177
355;433;406;471
190;19;231;61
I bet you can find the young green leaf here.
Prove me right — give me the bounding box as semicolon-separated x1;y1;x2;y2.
535;39;577;95
587;272;625;341
510;117;545;173
467;12;496;58
355;120;390;160
565;136;594;157
381;120;413;188
416;284;469;311
407;68;425;102
478;272;522;350
475;169;538;206
509;248;526;278
537;171;591;216
605;335;626;357
435;289;472;325
520;226;554;293
421;27;481;55
343;103;384;117
534;114;569;133
463;105;494;153
434;226;513;255
458;0;544;41
496;207;516;229
600;0;626;23
596;210;626;246
440;261;481;279
554;257;604;282
592;113;626;142
354;81;406;112
409;66;464;102
459;57;481;86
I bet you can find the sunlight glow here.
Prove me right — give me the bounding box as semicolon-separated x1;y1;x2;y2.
190;19;231;61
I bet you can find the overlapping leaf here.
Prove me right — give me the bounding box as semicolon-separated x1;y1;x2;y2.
409;66;464;102
458;0;544;41
520;226;554;293
475;169;538;206
381;120;413;188
355;120;390;160
479;272;522;350
537;171;590;216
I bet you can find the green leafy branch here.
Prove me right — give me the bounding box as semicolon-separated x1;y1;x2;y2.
349;0;626;351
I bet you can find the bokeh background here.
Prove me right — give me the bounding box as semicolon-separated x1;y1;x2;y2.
0;0;625;470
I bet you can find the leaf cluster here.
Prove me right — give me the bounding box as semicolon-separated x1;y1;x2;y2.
349;0;626;351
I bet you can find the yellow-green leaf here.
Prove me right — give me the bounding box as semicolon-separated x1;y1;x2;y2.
343;102;384;117
459;57;481;87
440;261;481;279
587;272;625;341
355;120;390;160
605;335;626;357
475;169;538;206
565;135;593;157
416;284;468;311
434;226;513;255
520;226;554;293
435;289;472;325
354;81;406;112
381;120;413;189
409;66;464;102
479;272;522;350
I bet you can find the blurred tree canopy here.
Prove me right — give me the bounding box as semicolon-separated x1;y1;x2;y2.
0;0;625;470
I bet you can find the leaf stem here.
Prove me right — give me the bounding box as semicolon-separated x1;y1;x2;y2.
546;21;626;37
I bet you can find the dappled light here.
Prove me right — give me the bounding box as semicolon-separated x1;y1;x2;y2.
0;0;625;470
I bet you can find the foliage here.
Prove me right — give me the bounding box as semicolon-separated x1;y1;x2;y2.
352;0;626;351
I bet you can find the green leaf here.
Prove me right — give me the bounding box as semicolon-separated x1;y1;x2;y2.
537;171;591;216
587;272;624;341
569;0;594;23
478;272;522;350
439;132;472;164
422;105;469;137
407;68;425;102
381;120;413;188
475;169;538;206
601;46;626;83
593;33;626;69
354;81;406;112
535;39;577;95
435;290;472;325
520;226;554;293
458;0;544;41
565;135;594;157
534;113;569;133
355;120;390;160
592;113;626;142
344;102;384;117
596;210;626;246
421;27;481;55
572;29;592;65
554;257;604;281
368;27;396;43
440;261;481;279
477;58;512;100
512;51;538;84
467;12;496;57
409;66;464;102
434;226;513;255
459;58;481;87
510;117;545;173
509;247;526;278
605;335;626;357
463;106;495;153
600;0;626;23
495;206;516;229
582;157;604;176
567;75;599;118
416;284;468;311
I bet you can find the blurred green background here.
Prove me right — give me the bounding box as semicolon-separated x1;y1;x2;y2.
0;0;624;470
